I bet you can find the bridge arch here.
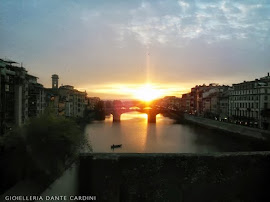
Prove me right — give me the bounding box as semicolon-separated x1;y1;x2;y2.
110;107;160;123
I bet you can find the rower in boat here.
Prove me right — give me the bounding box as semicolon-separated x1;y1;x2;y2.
111;144;122;149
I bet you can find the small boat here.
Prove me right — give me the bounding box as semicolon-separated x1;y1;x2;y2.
111;144;122;149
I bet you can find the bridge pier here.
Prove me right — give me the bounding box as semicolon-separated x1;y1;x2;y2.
112;112;121;122
147;112;157;123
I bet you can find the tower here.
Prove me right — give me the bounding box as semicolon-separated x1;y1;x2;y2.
51;74;59;89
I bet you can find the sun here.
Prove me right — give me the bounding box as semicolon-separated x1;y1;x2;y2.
133;84;163;102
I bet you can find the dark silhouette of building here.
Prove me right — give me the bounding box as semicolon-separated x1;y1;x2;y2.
0;58;45;135
51;74;59;89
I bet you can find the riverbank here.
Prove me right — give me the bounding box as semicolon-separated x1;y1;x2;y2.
184;114;270;142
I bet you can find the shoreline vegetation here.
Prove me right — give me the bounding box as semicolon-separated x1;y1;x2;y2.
0;106;93;195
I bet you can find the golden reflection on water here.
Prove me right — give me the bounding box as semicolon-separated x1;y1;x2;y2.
120;112;148;152
121;112;148;120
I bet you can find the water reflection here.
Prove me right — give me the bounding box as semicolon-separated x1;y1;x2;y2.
144;123;157;152
85;112;268;153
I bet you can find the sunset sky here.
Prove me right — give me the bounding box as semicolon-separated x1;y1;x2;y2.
1;0;270;99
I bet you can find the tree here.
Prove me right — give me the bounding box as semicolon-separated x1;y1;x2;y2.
94;101;105;120
1;106;89;187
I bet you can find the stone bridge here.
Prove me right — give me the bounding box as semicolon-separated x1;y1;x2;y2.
105;106;175;123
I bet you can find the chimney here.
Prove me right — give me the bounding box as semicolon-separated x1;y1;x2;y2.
268;72;269;76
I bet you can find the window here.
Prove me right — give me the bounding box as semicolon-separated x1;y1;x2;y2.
264;96;268;101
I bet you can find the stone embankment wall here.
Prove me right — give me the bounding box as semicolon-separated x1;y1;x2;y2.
184;114;270;141
79;152;270;202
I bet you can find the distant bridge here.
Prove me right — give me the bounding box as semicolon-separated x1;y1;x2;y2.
104;106;180;123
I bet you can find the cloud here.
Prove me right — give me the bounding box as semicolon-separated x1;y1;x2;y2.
115;0;270;46
80;10;100;22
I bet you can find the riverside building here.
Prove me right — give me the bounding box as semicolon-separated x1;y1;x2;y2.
0;58;45;135
27;74;46;118
202;85;230;120
58;85;87;117
229;73;270;129
182;84;229;115
46;74;87;118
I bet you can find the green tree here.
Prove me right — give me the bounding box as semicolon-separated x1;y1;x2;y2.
1;106;90;187
24;113;82;177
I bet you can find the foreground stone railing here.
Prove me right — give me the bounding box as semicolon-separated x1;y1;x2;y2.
79;152;270;202
3;152;269;201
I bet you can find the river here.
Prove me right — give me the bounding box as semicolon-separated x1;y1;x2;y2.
84;112;267;153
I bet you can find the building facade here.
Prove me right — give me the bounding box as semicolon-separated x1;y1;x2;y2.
202;86;229;119
229;74;270;129
219;90;230;121
181;93;191;112
181;84;229;116
58;85;87;118
27;74;46;118
0;58;46;135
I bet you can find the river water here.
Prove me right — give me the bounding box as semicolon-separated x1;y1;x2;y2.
84;112;267;153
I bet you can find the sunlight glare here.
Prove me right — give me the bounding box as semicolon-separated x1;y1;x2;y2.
133;84;164;102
